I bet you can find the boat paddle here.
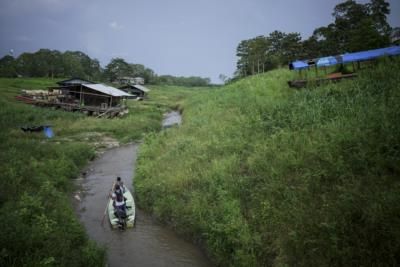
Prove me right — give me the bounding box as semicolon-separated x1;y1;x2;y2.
101;181;115;226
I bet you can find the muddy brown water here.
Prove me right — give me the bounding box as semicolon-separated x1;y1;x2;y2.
74;113;212;267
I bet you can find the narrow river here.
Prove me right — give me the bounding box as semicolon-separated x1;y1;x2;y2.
162;111;182;128
74;112;212;267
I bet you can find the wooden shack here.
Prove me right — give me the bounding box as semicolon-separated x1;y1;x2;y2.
16;78;132;118
118;84;150;99
52;82;132;116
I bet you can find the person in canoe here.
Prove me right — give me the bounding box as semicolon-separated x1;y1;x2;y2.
116;176;125;193
111;184;127;226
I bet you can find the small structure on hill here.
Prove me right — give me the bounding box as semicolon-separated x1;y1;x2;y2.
119;84;150;99
117;76;135;85
133;77;145;85
288;46;400;88
117;76;145;85
16;78;132;118
391;30;400;45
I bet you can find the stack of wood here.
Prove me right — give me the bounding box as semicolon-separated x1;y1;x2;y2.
20;89;62;102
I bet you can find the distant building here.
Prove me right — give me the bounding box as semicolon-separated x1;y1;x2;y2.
117;76;135;84
117;76;145;85
133;77;145;85
119;84;150;99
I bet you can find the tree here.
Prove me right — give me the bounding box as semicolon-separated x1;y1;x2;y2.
16;53;35;77
367;0;391;36
62;51;101;80
62;51;86;78
314;0;391;53
103;58;131;82
0;55;16;77
279;32;303;64
219;74;228;84
236;39;251;77
235;31;303;78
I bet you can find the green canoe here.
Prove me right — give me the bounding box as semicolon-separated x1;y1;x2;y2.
107;187;135;229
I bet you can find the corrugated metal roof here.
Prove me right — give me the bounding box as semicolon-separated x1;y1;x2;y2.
57;78;94;86
83;84;132;97
132;84;150;92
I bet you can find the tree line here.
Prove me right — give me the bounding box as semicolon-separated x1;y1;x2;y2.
234;0;397;79
0;49;211;87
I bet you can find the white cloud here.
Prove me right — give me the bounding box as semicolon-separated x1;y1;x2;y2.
109;21;123;30
15;35;32;42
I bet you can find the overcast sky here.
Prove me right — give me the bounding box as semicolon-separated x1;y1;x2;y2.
0;0;399;83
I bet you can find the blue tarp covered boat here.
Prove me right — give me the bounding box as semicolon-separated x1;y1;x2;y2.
342;46;400;63
287;46;400;88
289;46;400;70
289;60;309;70
316;56;339;67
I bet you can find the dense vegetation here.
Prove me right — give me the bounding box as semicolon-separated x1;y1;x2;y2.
234;0;396;79
135;58;400;266
0;78;200;266
0;51;211;87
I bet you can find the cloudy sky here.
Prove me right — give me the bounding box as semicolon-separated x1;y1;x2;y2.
0;0;399;82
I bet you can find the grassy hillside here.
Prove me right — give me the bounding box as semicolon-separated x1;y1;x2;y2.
136;59;400;266
0;78;201;266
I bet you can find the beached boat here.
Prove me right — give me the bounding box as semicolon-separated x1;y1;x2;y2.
107;187;135;229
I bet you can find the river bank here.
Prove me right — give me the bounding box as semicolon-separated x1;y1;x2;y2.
0;78;210;266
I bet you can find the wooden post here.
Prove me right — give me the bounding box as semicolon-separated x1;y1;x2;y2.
352;62;356;73
109;96;112;108
80;85;82;105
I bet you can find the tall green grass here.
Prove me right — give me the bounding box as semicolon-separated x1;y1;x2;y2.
136;59;400;266
0;78;201;266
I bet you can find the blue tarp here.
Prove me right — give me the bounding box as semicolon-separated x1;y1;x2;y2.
290;46;400;70
43;126;54;138
342;46;400;63
316;56;338;67
289;60;309;70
